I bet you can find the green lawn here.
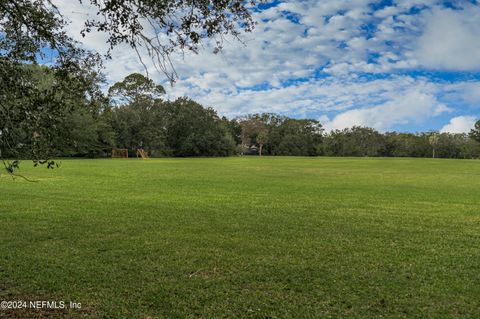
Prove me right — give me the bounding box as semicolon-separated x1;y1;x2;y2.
1;157;480;318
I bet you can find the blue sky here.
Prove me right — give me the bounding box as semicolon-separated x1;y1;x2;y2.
54;0;480;133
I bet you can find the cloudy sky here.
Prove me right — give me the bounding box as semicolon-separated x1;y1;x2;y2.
55;0;480;133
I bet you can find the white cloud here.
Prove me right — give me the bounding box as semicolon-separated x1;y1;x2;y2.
440;116;477;133
322;87;449;132
414;4;480;71
441;82;480;108
54;0;480;82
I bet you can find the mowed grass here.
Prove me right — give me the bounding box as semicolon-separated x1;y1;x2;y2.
1;157;480;318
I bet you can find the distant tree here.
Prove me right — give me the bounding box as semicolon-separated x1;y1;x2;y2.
323;126;384;157
469;120;480;143
162;98;235;157
257;131;269;156
435;133;461;158
275;119;323;156
259;113;287;155
108;73;165;104
353;127;386;156
460;135;480;159
107;73;167;154
224;118;242;146
384;132;430;157
109;101;167;155
53;108;115;157
429;133;439;158
239;115;266;154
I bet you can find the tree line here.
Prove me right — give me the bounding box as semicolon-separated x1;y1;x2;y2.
3;70;479;160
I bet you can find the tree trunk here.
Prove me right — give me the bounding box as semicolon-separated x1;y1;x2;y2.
259;144;263;156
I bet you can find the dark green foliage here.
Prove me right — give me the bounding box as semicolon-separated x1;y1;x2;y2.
0;62;103;161
384;132;431;157
108;100;168;156
108;73;165;104
434;133;480;159
322;129;480;159
1;63;109;163
237;114;323;156
382;131;480;159
224;118;242;146
469;120;480;143
106;74;167;155
161;98;236;157
323;126;386;157
53;108;115;157
106;74;235;157
273;119;323;156
238;114;265;144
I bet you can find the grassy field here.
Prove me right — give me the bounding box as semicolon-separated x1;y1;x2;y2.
1;157;480;318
